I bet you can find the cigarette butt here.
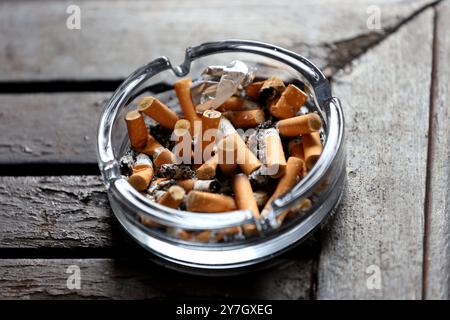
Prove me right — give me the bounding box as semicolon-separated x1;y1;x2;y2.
217;135;237;176
259;77;286;105
223;109;265;128
277;198;312;225
220;118;261;175
217;96;258;111
195;230;212;243
134;153;153;170
158;185;185;209
177;179;220;193
245;81;264;101
174;118;191;131
269;84;308;119
201;109;222;158
215;226;242;241
173;119;192;161
302;131;323;170
167;228;192;241
138;213;162;228
148;177;174;194
158;164;195;179
288;139;307;177
153;147;176;167
186;191;237;212
276;113;322;137
265;129;287;178
174;78;200;128
176;179;195;191
138;96;179;129
136;134;163;155
196;153;218;180
232;174;260;218
262;157;304;216
125;110;148;149
253;191;268;209
128;166;154;191
235;134;261;175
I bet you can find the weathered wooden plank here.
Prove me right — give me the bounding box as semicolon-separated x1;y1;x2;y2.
0;175;318;258
317;9;434;299
423;1;450;300
0;258;313;299
0;0;435;80
0;176;115;249
0;93;108;165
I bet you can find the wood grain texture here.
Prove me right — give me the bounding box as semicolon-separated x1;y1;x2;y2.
423;1;450;300
0;258;313;299
0;93;109;164
0;0;435;80
317;9;434;299
0;176;115;249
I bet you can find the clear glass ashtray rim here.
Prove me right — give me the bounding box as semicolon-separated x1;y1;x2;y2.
96;39;345;238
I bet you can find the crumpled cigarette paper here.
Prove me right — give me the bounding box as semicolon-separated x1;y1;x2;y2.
191;60;255;112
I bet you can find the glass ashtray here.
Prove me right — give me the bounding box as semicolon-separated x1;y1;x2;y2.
97;40;346;274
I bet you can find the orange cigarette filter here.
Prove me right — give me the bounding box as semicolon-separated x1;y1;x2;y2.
277;198;312;225
196;153;218;180
217;135;238;176
288;139;307;177
158;185;185;209
223;109;265;128
220;118;261;175
269;84;308;119
276;113;322;137
176;179;195;192
245;81;264;101
174;79;200;128
186;191;237;212
153;147;176;167
201;109;222;158
136;134;163;155
173;119;192;161
262;157;304;216
265;129;287;178
217;96;258;112
125;110;148;150
138;213;162;228
302;131;323;170
232;174;260;218
138;96;179;129
128;166;154;191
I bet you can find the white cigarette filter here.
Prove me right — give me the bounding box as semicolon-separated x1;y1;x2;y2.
138;96;179;129
125;110;148;150
269;84;308;119
186;191;237;212
276;113;322;137
264;128;287;178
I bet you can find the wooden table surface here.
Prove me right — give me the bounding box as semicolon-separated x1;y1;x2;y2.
0;0;449;300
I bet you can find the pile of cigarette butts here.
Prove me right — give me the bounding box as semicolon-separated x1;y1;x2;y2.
121;60;323;242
